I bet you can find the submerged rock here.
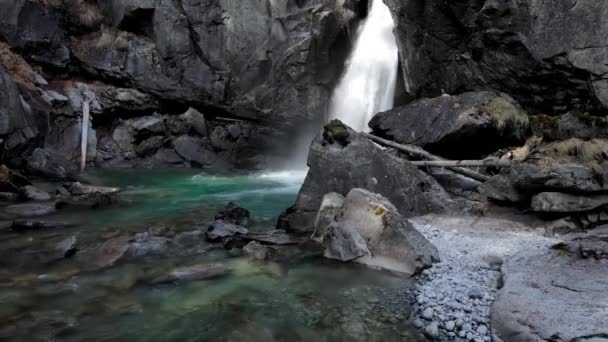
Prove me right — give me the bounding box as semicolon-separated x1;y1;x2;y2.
92;236;131;269
369;91;529;159
56;192;116;209
150;263;231;284
65;182;120;195
243;241;270;260
11;220;71;231
284;121;450;233
55;236;78;259
5;203;56;217
21;185;52;201
206;220;248;242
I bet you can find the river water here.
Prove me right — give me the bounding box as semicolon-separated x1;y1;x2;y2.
0;170;423;342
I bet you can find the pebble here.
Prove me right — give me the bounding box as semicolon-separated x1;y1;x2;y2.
413;318;424;328
424;322;439;338
444;320;455;331
422;307;434;319
477;325;488;335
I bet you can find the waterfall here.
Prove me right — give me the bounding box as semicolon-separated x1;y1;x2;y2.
329;0;399;132
80;99;90;172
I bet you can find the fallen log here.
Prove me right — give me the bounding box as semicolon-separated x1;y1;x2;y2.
362;133;492;182
410;160;511;167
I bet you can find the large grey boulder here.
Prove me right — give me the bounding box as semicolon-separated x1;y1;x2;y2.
320;188;439;275
369;91;529;159
26;148;78;181
384;0;608;113
492;248;608;341
531;192;608;213
284;121;451;233
172;135;217;167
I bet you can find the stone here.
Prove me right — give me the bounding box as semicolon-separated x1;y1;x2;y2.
26;148;77;181
20;185;52;201
44;115;97;163
0;165;31;192
5;203;56;217
56;193;116;209
531;192;608;213
135;136;165;156
214;202;251;227
11;220;71;231
312;192;344;242
421;308;434;320
174;230;203;247
0;192;19;201
491;248;608;341
284;121;450;233
323;222;370;262
545;218;581;236
179;108;207;136
424;322;439;339
445;321;455;331
173;135;216;167
129;116;165;135
150;263;231;284
477;175;525;203
511;163;605;194
66;182;120;195
127;233;170;257
55;236;78;259
152;148;184;165
93;236;131;269
242;241;270;260
370;91;529;159
206;220;248;242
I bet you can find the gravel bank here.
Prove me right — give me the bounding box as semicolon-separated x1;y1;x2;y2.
407;215;559;341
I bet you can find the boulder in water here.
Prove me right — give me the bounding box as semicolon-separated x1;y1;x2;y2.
65;182;120;196
5;203;56;217
243;241;270;260
206;220;248;242
56;192;116;209
215;202;251;227
150;263;231;284
92;236;131;269
55;235;78;259
283;121;450;233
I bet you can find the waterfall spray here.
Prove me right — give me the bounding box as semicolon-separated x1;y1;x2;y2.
329;0;399;132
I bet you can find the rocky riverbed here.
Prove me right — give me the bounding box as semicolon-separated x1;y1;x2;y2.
408;216;559;341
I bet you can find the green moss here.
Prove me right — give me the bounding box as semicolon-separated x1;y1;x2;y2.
482;96;530;133
323;120;351;146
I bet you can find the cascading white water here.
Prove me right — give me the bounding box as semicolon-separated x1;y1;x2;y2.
329;0;399;132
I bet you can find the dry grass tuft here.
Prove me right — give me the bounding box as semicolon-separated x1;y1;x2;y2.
530;138;608;176
508;136;544;161
482;96;530;133
63;0;111;29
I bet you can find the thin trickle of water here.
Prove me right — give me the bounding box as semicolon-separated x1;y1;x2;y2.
329;0;399;132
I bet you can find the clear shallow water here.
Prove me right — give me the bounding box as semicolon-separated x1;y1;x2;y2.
0;169;422;342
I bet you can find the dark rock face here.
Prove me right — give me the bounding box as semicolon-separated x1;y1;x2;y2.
284;121;451;233
0;64;38;156
492;248;608;341
369;91;529;159
26;148;78;181
0;0;364;169
384;0;608;113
